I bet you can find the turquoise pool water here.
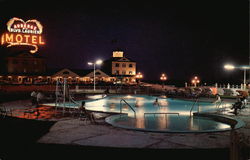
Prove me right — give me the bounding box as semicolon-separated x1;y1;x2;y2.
46;95;243;132
84;95;230;116
84;95;243;132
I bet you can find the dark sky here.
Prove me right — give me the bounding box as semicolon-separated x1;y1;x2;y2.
0;0;249;85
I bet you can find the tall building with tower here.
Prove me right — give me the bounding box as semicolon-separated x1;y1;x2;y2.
102;50;136;83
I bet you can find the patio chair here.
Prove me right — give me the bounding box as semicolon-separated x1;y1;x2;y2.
78;107;97;125
0;106;12;118
79;111;88;125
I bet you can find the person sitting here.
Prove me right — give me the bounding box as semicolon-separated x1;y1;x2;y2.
231;98;244;115
240;96;247;109
79;101;97;124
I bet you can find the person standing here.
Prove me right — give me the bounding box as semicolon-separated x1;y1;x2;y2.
214;94;221;104
153;98;160;106
31;90;37;106
36;91;44;105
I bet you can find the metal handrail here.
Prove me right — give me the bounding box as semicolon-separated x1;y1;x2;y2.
120;99;136;118
144;112;179;118
216;101;230;113
189;98;199;116
216;101;223;108
69;95;80;106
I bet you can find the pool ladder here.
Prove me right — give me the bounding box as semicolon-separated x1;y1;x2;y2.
189;98;200;117
120;99;136;118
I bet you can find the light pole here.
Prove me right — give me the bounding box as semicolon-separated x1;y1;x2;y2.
160;73;167;89
88;59;102;91
224;64;250;90
191;76;200;87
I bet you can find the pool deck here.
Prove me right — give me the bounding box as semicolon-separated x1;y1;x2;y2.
1;97;250;152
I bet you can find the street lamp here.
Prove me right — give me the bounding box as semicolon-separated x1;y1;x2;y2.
135;72;143;84
88;59;103;91
224;64;250;90
191;76;200;87
160;73;167;89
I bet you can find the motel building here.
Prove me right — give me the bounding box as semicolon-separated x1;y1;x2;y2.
0;51;47;84
0;50;137;85
101;50;137;84
51;68;115;84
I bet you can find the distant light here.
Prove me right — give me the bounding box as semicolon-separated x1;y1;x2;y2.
88;62;93;65
160;73;167;81
126;95;132;98
224;64;235;70
136;72;143;79
96;60;103;65
241;66;250;70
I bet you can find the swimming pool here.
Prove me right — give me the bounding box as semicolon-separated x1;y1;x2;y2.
46;95;244;132
85;95;244;132
83;95;228;116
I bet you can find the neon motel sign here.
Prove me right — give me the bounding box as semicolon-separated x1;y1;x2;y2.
1;17;45;53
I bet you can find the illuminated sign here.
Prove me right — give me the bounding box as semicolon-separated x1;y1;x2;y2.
1;17;45;53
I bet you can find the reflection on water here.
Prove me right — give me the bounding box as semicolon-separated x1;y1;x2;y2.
156;114;168;129
113;114;231;132
135;117;145;129
85;95;232;116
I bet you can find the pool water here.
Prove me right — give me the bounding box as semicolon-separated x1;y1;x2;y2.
84;95;230;116
84;95;243;132
46;95;244;132
105;114;239;132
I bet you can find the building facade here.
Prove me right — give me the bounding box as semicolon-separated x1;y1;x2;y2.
0;51;47;84
51;68;115;84
6;52;46;74
0;50;137;84
102;50;137;83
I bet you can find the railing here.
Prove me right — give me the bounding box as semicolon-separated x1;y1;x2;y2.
144;112;179;118
189;98;199;117
216;101;232;114
216;101;224;109
120;99;136;118
69;95;80;106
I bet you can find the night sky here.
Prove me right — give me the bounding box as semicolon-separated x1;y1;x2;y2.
0;0;248;85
